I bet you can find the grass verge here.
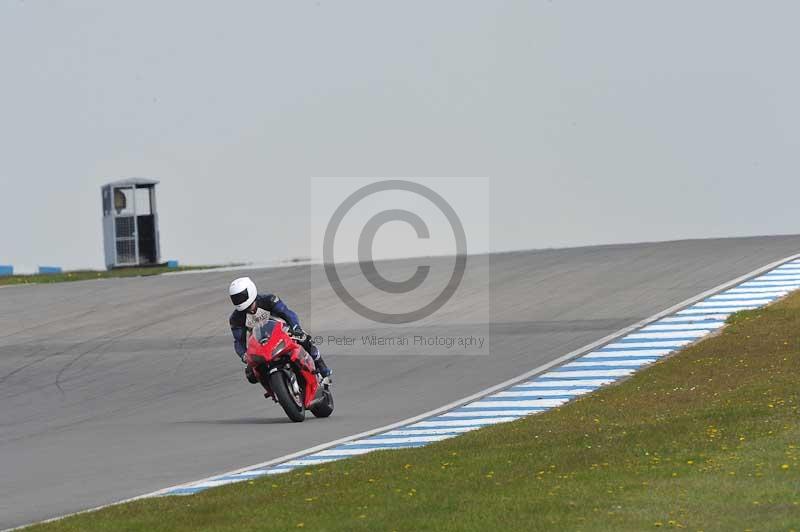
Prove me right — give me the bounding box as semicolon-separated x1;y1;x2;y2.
0;265;225;286
27;293;800;531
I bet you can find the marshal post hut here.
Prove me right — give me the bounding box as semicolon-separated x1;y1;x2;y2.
101;178;162;269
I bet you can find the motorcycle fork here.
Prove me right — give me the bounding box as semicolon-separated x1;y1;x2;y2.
258;363;277;402
285;369;304;407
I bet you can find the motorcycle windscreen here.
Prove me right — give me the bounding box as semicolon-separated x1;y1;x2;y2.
252;319;279;344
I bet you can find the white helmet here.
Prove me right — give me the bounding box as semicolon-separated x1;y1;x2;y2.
229;277;257;311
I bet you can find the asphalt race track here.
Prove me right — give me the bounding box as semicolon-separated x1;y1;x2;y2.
2;235;800;529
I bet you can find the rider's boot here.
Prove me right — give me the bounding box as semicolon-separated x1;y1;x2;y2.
315;355;332;379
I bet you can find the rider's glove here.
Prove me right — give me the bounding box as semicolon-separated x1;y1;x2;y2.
290;324;306;339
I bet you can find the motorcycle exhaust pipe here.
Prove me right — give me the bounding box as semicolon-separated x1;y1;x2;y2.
307;392;328;410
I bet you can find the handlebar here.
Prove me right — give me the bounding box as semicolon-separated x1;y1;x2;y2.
288;330;309;342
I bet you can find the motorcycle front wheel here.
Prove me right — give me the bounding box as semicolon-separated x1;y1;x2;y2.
269;370;305;422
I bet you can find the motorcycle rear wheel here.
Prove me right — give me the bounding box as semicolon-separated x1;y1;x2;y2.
269;371;305;422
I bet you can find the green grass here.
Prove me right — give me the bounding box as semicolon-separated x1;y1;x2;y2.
0;265;225;286
27;294;800;531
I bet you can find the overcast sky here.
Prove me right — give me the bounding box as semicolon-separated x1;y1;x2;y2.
1;1;799;271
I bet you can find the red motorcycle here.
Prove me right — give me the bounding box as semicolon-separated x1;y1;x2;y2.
245;319;333;422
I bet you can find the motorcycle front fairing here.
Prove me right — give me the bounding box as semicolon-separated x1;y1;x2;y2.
245;319;319;407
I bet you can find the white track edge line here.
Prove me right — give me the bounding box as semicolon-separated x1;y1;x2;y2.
9;251;800;532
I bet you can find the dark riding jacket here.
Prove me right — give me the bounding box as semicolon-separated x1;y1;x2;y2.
229;294;300;360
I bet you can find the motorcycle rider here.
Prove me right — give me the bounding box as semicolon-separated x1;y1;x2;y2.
228;277;331;383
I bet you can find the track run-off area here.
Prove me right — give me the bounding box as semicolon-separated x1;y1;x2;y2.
2;235;800;529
